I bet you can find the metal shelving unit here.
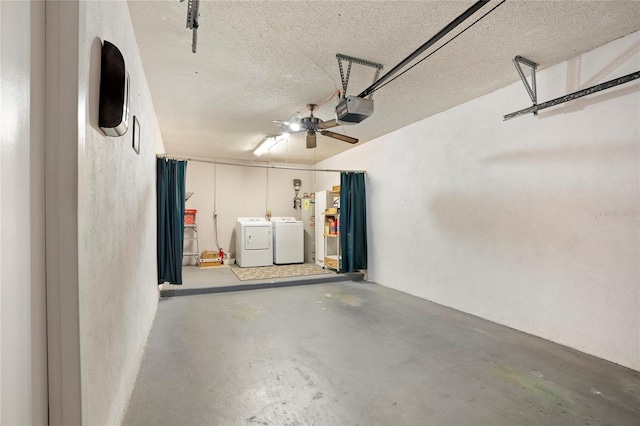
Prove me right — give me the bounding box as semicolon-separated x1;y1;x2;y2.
323;207;341;272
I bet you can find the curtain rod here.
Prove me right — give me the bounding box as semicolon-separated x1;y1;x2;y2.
156;154;366;174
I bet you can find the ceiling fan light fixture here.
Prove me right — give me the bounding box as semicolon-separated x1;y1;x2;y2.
289;122;301;132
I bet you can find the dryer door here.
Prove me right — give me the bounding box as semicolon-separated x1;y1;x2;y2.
245;226;271;250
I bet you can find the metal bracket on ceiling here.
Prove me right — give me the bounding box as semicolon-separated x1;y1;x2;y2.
185;0;200;53
504;55;640;121
336;54;384;100
512;55;538;116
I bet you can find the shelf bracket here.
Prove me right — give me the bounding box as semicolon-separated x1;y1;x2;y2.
512;55;538;116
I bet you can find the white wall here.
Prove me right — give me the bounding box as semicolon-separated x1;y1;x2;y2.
317;32;640;371
79;1;165;424
45;1;85;422
0;1;48;424
185;162;314;261
43;2;165;423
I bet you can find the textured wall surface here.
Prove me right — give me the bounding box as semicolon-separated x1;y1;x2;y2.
316;32;640;371
80;2;164;424
0;1;48;424
185;162;316;260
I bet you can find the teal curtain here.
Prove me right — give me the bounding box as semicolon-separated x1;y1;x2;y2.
340;172;367;272
157;158;187;284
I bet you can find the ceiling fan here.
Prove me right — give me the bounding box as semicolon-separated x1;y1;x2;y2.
275;104;359;149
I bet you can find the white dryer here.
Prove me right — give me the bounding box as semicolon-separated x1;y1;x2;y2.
236;217;273;268
271;217;304;264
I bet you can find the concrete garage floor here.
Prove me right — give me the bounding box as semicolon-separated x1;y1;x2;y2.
124;282;639;425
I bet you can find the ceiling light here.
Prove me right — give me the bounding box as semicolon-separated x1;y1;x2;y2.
253;133;288;157
289;122;301;132
253;137;276;157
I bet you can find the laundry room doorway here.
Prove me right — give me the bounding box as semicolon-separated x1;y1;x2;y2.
157;155;366;296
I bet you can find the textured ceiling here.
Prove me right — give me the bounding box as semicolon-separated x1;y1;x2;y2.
128;0;640;164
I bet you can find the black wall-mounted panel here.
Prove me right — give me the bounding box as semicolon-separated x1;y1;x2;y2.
99;40;130;136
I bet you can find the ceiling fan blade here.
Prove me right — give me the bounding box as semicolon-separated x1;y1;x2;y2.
306;130;317;149
320;130;358;144
316;119;338;130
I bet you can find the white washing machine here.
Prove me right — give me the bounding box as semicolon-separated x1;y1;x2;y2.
236;217;273;268
271;217;304;264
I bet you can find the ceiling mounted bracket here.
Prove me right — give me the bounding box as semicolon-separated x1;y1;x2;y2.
336;53;384;100
512;56;538;116
183;0;200;53
504;65;640;121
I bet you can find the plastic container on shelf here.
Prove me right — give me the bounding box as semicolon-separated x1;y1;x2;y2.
184;209;197;224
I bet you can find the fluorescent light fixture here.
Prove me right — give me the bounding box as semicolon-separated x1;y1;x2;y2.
253;137;276;157
253;133;289;157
